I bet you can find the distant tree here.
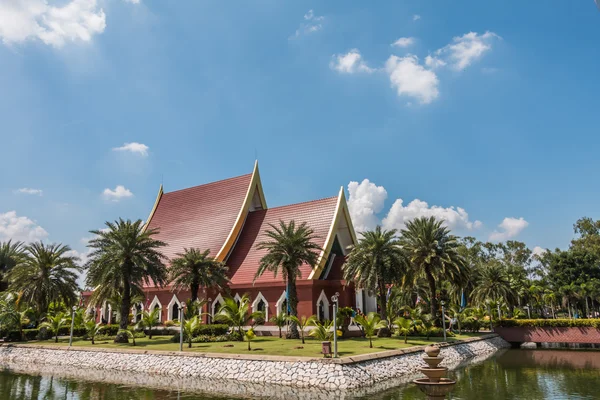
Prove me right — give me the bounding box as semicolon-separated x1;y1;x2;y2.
136;308;161;339
471;261;516;308
181;315;201;348
85;219;168;343
269;312;288;339
169;248;229;302
40;312;70;343
393;317;412;344
399;217;467;324
0;240;24;281
215;294;263;340
84;320;102;344
7;242;81;316
255;220;321;339
343;226;407;321
355;312;387;348
287;315;315;344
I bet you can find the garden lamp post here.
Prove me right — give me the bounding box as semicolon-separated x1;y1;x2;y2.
331;292;339;358
441;301;447;341
179;303;186;352
69;306;77;347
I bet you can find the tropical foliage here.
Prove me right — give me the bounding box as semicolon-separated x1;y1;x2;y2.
169;248;229;302
255;220;321;339
215;294;264;340
40;312;70;343
136;308;161;339
355;312;387;348
287;315;315;344
85;219;168;343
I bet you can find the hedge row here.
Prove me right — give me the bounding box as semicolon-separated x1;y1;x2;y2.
498;319;600;328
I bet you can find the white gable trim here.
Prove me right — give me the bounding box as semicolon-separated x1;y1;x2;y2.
275;291;288;316
211;293;225;317
233;293;242;303
316;290;330;320
149;295;163;322
252;292;269;320
167;295;183;321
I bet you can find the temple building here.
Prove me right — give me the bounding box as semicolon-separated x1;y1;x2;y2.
92;162;377;327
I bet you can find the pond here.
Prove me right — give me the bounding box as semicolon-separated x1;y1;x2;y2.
1;349;599;399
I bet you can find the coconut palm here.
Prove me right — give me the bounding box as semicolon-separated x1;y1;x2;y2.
7;242;81;316
269;312;288;339
393;317;412;344
471;261;516;308
0;293;31;341
287;315;315;344
136;308;161;339
182;315;201;348
90;288;145;325
84;320;102;344
399;217;467;324
255;220;321;339
343;226;407;321
85;219;168;343
0;240;24;279
355;312;388;348
40;312;70;343
448;304;470;334
169;248;229;302
215;294;264;340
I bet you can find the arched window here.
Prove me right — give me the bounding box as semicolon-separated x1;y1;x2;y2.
149;296;163;322
252;292;269;320
171;303;179;321
316;290;330;321
318;300;325;321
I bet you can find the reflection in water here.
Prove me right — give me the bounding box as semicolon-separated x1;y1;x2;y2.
0;350;599;399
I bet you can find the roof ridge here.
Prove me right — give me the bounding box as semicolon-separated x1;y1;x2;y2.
164;173;252;195
261;195;338;211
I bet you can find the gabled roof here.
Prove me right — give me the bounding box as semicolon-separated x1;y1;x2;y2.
144;162;266;262
226;196;339;285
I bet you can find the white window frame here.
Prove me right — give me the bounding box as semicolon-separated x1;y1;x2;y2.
252;292;269;321
275;291;288;316
211;293;225;318
316;290;330;320
149;295;163;322
167;295;182;321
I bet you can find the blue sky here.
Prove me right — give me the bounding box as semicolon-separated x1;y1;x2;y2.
1;0;599;262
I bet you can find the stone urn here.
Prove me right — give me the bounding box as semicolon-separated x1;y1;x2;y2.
424;344;440;357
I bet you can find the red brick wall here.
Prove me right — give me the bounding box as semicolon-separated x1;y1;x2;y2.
495;326;600;344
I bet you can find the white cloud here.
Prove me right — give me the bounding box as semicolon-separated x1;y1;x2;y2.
385;55;439;104
383;199;482;232
532;246;547;257
15;188;43;196
413;14;421;21
330;49;374;74
103;185;133;202
489;217;528;241
112;142;149;156
347;180;388;232
425;55;447;69
0;0;106;48
347;179;481;234
433;31;500;71
0;211;48;242
291;9;324;38
392;37;415;48
124;0;140;3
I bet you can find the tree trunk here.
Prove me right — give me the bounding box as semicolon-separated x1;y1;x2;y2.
425;267;438;325
190;280;199;303
287;274;300;339
378;282;388;321
115;275;131;343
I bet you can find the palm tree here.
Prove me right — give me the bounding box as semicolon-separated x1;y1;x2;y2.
7;242;81;316
85;219;168;343
181;315;201;348
393;317;412;343
215;294;263;340
355;312;388;348
169;248;229;302
269;313;288;339
117;328;137;346
0;293;31;341
0;240;24;280
255;220;321;339
471;261;516;309
309;319;339;342
136;308;161;339
40;312;70;343
84;320;102;344
287;315;315;344
399;217;467;324
343;226;407;321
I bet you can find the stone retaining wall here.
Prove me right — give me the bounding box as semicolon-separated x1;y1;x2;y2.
495;326;600;344
0;335;509;392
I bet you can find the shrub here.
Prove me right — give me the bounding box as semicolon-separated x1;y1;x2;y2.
164;320;177;327
194;324;229;336
498;319;600;328
23;329;39;341
37;327;53;341
99;324;120;336
192;334;229;343
4;331;22;342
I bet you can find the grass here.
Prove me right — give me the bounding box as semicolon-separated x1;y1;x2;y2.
22;333;483;358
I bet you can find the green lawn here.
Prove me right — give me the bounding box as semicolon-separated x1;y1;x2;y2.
23;333;482;358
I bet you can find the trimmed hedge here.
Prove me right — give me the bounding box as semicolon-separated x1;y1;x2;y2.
195;324;229;336
498;319;600;328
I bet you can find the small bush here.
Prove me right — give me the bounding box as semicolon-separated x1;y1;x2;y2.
498;319;600;328
164;320;177;327
192;334;229;343
4;331;22;342
194;324;229;336
37;327;53;341
23;329;39;341
99;324;120;336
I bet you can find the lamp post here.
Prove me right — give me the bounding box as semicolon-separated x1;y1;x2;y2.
179;303;186;352
69;306;77;347
208;298;212;324
331;292;339;358
441;301;447;341
525;304;531;319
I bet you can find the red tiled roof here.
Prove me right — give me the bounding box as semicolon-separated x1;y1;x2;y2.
226;197;338;285
146;173;252;262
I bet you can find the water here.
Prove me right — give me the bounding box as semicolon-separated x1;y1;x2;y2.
1;350;599;399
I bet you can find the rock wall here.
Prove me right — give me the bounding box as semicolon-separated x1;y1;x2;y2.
0;335;509;392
